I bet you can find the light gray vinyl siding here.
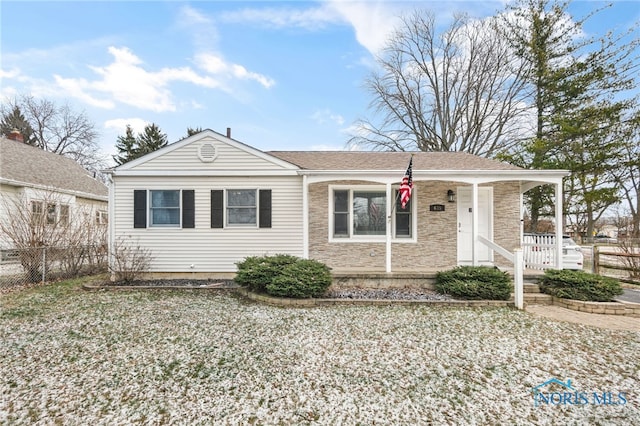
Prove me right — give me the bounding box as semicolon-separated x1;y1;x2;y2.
112;176;303;272
133;136;288;171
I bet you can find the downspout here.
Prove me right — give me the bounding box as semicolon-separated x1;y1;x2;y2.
302;174;309;259
386;183;392;273
472;183;479;266
555;181;563;269
107;172;115;280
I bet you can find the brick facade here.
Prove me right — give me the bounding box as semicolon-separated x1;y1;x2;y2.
308;180;521;272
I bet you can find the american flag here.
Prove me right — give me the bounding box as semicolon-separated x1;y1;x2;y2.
399;156;413;209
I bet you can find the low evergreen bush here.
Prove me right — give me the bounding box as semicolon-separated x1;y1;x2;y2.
435;266;512;300
234;254;298;292
538;269;623;302
266;259;332;298
235;254;332;298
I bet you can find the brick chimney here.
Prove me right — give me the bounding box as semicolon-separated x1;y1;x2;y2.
7;128;24;143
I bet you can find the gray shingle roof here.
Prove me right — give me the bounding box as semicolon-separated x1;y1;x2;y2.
267;151;523;171
0;136;108;199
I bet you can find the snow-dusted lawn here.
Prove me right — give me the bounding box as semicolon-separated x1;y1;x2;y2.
1;280;638;425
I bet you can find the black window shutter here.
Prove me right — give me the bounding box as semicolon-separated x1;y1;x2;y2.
211;190;223;228
182;190;195;228
259;189;272;228
133;190;147;228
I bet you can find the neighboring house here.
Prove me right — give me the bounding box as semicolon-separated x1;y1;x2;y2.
0;132;109;250
107;129;569;280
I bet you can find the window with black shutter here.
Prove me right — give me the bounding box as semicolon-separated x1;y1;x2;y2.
259;189;272;228
211;190;224;228
133;190;147;228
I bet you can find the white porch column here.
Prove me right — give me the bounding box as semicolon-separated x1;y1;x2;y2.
472;183;479;266
555;181;563;269
386;183;392;273
514;248;524;309
302;174;309;259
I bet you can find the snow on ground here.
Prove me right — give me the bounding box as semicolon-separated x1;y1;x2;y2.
1;284;638;425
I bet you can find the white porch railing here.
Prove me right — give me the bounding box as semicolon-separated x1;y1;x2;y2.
522;234;556;270
477;236;524;309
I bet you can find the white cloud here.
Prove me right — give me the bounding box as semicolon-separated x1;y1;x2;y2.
220;6;340;30
324;0;402;55
311;108;345;126
195;52;275;89
54;46;225;112
104;118;149;135
219;1;401;55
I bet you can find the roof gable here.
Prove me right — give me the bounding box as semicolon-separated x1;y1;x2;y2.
0;137;108;199
114;129;299;172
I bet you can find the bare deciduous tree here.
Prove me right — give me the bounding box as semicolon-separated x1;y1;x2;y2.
109;236;153;283
349;12;529;157
0;190;107;281
1;95;107;175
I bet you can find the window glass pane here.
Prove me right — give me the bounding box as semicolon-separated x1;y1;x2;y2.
152;208;180;225
228;190;256;207
227;190;257;225
151;190;179;208
395;190;412;238
334;190;348;212
353;191;386;235
150;190;180;226
395;213;410;236
227;208;257;224
46;204;56;224
334;213;348;236
59;205;69;225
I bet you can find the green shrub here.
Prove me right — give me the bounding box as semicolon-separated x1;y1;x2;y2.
435;266;512;300
538;269;623;302
234;254;299;292
266;259;332;298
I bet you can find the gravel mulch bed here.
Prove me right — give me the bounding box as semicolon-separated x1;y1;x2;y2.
326;287;453;300
103;280;452;300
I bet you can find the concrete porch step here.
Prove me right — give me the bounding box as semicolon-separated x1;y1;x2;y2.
524;283;541;293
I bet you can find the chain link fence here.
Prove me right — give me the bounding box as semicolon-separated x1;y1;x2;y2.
0;245;107;292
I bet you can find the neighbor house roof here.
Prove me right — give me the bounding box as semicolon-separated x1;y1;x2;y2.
267;151;523;171
0;136;108;200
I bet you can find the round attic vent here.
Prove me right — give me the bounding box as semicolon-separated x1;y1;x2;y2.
198;142;217;163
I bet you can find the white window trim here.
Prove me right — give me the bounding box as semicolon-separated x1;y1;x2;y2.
328;185;417;243
31;200;71;226
225;188;259;228
149;189;182;228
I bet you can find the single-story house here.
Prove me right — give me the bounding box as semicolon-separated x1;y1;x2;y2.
107;129;569;285
0;131;109;251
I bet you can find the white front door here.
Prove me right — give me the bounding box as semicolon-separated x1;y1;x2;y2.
457;187;493;265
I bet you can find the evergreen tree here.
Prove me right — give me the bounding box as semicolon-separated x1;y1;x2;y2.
113;123;169;166
136;123;168;156
186;127;203;137
498;0;638;234
113;125;138;166
0;105;36;145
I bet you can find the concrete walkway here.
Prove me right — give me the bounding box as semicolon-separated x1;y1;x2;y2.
615;288;640;304
526;304;640;332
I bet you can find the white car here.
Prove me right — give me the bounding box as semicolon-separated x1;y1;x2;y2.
523;234;583;270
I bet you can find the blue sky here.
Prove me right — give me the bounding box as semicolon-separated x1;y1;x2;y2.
1;0;639;165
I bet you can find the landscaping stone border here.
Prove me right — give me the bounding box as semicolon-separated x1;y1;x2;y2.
551;296;640;318
82;282;639;317
235;288;513;308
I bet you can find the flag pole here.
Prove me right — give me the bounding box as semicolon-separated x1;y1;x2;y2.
389;154;414;218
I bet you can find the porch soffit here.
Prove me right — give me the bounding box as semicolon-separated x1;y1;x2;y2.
302;170;568;186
